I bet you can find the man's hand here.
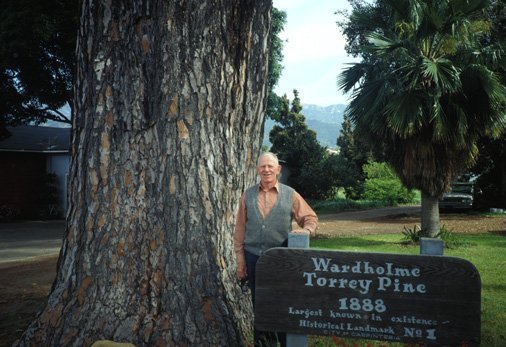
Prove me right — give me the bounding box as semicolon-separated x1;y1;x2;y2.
237;257;248;279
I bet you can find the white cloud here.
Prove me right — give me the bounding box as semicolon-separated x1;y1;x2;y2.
281;22;343;64
272;0;356;106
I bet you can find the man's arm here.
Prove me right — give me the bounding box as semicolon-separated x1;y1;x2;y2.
292;191;318;237
233;192;248;279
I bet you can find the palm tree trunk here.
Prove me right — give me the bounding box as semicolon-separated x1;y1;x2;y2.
421;191;440;237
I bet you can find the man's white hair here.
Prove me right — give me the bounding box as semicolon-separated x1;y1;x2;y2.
257;152;279;166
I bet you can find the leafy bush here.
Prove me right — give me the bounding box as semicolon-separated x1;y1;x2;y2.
401;224;427;243
436;225;469;249
401;224;469;249
361;161;418;204
0;205;21;222
39;172;60;219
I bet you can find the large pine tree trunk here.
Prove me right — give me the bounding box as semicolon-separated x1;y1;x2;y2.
18;0;271;345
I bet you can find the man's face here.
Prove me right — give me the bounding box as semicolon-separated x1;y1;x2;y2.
256;155;281;186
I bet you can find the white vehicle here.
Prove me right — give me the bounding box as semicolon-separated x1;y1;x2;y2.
439;182;475;210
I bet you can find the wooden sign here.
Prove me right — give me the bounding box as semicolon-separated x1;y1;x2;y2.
255;248;481;346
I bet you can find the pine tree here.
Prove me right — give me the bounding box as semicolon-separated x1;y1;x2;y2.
269;90;326;198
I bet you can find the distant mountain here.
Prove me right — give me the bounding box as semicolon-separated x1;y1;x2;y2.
301;104;346;124
306;119;341;148
263;103;345;149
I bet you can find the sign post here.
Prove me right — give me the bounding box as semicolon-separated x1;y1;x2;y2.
420;237;444;255
286;233;310;347
255;248;481;346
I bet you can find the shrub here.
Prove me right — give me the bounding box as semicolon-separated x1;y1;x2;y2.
401;224;469;249
401;224;427;243
39;172;60;219
308;198;386;214
361;161;418;204
436;225;469;249
0;205;21;222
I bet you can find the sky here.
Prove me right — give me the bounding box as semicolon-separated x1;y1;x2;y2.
55;0;355;123
272;0;359;107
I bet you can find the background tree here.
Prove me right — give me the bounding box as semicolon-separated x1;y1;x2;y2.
266;7;287;121
269;90;327;199
469;0;506;209
337;0;390;60
472;135;506;209
298;152;348;200
335;113;374;199
339;0;506;210
0;0;77;139
18;0;272;345
338;0;506;236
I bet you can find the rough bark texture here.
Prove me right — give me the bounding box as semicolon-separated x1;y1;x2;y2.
17;0;272;346
421;192;440;238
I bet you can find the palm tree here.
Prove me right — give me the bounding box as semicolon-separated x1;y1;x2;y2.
338;0;506;236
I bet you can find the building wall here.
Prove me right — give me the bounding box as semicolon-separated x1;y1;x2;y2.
0;152;47;219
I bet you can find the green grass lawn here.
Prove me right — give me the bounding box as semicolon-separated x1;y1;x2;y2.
307;233;506;347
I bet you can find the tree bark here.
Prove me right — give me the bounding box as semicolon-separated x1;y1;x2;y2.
421;191;440;238
18;0;271;346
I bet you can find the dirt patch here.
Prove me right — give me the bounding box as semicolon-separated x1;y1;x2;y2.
0;255;58;346
316;211;506;238
1;211;505;346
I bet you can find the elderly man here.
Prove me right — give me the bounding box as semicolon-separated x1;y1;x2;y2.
234;152;318;347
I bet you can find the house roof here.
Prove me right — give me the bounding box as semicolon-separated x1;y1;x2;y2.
0;125;70;152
